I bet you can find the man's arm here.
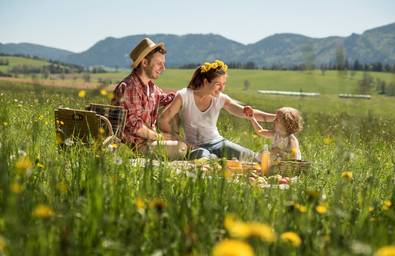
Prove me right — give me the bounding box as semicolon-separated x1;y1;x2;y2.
122;86;164;141
159;88;176;107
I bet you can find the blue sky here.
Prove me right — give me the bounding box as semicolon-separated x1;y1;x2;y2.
1;0;394;53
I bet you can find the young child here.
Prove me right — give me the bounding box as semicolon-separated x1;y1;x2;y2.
244;106;303;161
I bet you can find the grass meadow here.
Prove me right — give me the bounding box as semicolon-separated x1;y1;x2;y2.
0;69;395;255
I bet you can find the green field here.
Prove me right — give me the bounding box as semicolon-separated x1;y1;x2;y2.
1;69;395;255
0;56;50;73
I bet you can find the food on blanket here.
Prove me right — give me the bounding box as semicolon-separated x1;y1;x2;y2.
279;177;290;184
194;157;210;166
268;174;282;184
226;160;243;170
249;176;268;186
242;162;261;172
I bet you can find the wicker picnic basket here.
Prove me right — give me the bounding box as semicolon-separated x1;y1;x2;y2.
85;103;126;139
270;160;311;176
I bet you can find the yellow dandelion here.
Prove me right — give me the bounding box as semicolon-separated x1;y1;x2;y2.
224;215;250;239
212;239;255;256
100;89;108;96
248;222;276;243
32;204;55;218
135;197;145;210
56;182;68;193
281;231;302;247
383;200;392;211
224;216;275;243
291;147;298;158
106;92;114;101
368;206;374;212
10;182;23;194
294;203;307;213
0;235;6;252
56;133;64;145
215;60;224;65
375;246;395;256
78;90;86;98
98;127;106;136
323;136;332;145
224;214;236;228
316;203;328;214
307;190;320;199
15;156;33;170
211;63;219;69
341;171;353;180
150;198;166;213
36;162;45;169
38;115;44;120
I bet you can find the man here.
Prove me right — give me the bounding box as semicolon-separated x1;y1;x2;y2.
112;37;186;159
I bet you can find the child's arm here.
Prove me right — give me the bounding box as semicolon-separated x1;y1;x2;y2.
250;117;274;138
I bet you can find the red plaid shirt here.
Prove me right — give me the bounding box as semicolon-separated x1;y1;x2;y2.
111;71;175;145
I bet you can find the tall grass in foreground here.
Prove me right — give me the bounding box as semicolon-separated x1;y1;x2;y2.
0;81;394;255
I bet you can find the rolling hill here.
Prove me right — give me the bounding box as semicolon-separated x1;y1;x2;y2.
1;23;394;68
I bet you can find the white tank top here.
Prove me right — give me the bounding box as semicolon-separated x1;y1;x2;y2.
177;88;229;146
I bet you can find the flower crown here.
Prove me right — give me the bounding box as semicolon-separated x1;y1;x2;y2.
200;60;228;73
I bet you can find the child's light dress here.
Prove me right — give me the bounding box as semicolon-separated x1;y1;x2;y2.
272;133;301;160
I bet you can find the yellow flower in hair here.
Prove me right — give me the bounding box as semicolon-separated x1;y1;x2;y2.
200;60;228;73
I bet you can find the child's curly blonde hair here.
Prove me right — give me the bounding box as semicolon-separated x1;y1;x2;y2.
276;107;303;135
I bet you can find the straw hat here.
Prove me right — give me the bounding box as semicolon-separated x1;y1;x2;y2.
129;38;165;68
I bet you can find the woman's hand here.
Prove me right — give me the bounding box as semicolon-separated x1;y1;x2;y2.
243;106;254;118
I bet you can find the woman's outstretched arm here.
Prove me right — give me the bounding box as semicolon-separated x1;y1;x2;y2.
223;97;248;118
251;108;276;122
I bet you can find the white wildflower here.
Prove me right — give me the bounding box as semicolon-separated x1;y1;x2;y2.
64;138;74;146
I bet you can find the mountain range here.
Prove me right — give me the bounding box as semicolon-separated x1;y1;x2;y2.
1;22;394;68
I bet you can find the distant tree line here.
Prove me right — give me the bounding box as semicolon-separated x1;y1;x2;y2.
178;60;395;72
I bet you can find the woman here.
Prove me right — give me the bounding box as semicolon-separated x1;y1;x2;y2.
159;60;275;160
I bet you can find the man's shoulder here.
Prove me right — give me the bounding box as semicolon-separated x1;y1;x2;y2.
119;72;137;86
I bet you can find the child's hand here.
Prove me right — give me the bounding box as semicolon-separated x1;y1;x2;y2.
243;106;254;118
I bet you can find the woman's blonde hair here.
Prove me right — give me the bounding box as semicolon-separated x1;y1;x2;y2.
276;107;303;135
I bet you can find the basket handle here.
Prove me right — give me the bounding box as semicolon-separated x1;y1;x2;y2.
98;115;114;136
